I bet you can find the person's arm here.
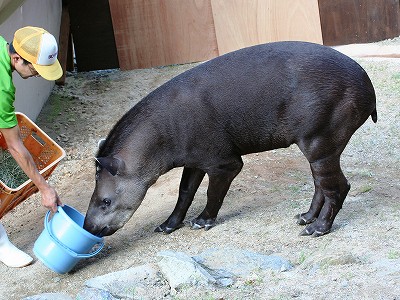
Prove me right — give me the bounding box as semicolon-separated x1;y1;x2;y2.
0;125;61;212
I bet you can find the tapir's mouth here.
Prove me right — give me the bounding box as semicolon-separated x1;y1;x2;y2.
97;226;109;237
83;223;109;237
83;217;120;237
96;225;118;237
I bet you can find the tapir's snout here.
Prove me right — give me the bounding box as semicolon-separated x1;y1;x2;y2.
83;204;118;237
83;216;103;236
83;189;136;237
83;217;119;237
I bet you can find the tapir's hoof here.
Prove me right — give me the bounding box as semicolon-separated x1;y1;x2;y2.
190;218;216;231
295;213;316;225
154;223;184;234
154;226;174;234
299;224;330;237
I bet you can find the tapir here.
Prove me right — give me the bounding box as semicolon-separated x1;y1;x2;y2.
83;41;377;238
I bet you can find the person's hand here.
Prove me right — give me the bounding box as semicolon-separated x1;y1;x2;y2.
40;184;62;213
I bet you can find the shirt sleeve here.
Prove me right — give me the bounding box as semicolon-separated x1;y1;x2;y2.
0;87;17;128
0;37;17;128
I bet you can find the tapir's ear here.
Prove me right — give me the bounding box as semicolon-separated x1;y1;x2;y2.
97;138;106;149
95;156;125;176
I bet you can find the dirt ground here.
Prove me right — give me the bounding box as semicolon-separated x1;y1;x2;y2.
1;40;399;299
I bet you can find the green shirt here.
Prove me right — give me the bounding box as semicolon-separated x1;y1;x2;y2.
0;36;17;128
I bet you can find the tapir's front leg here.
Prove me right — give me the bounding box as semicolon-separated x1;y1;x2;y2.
191;159;243;230
155;167;205;234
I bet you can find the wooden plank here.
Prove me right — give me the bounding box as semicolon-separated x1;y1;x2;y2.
109;0;218;70
211;0;323;55
0;0;25;26
56;4;71;86
319;0;400;46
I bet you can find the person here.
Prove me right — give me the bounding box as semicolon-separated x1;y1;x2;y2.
0;26;63;268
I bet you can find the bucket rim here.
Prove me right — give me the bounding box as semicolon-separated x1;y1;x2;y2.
56;204;103;242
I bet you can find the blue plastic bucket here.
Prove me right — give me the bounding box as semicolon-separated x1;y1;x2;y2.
33;205;104;274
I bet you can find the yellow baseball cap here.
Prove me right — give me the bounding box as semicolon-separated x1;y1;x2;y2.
13;26;63;80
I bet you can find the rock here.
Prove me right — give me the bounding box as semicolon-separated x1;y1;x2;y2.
157;250;216;290
24;248;294;299
75;288;117;300
22;293;73;300
84;263;168;299
193;248;293;277
157;248;293;290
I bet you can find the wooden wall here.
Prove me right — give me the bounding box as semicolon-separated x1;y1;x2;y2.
319;0;400;46
109;0;322;70
67;0;400;71
211;0;322;55
109;0;218;70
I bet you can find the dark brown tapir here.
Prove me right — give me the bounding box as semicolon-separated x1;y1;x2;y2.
83;41;377;238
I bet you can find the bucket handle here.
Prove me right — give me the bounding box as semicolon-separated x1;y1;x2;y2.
44;210;104;258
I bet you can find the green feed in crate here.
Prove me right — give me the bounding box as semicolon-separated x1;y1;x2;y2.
0;149;29;188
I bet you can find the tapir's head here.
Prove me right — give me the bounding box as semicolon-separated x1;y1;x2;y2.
83;154;148;237
83;113;162;237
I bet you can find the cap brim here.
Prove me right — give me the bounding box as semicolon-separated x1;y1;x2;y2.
32;59;63;81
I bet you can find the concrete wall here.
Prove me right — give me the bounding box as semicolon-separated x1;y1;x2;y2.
0;0;62;121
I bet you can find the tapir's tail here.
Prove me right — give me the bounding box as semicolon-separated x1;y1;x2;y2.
371;108;378;123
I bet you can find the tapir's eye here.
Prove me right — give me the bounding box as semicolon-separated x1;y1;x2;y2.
103;198;111;207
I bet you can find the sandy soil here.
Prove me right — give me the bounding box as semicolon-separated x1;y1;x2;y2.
0;40;399;299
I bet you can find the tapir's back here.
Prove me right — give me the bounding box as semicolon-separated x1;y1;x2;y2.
144;41;376;155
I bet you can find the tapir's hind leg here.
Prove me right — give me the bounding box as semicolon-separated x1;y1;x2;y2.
296;184;324;225
297;155;350;237
155;167;205;234
191;158;243;230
